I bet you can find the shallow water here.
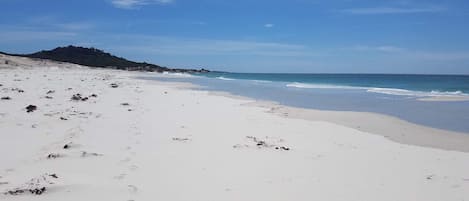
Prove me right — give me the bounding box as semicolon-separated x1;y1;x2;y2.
143;74;469;133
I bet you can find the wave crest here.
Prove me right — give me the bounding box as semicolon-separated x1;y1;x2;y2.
286;82;468;98
216;76;236;81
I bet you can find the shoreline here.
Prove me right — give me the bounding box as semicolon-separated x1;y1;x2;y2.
144;74;469;153
153;74;469;134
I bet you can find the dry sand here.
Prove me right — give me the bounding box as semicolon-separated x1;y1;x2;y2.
1;53;469;201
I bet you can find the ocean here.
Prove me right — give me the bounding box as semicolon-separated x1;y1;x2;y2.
145;72;469;133
201;72;469;97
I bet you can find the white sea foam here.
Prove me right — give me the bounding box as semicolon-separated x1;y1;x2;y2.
216;76;236;81
286;82;469;98
367;88;467;97
162;72;194;78
251;80;272;83
286;82;367;90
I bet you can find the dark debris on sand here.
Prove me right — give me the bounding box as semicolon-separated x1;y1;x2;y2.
233;136;291;151
25;105;37;113
3;174;58;196
71;93;98;101
11;88;24;93
46;153;61;159
1;96;11;100
172;137;190;142
81;151;102;157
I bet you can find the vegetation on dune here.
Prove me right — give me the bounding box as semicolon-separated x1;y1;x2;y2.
2;45;209;73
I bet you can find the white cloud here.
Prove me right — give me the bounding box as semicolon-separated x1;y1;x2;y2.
340;6;445;15
111;0;173;9
26;16;93;31
264;23;274;28
346;45;405;53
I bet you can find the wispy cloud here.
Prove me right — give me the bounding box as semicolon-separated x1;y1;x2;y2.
0;31;77;42
25;16;94;31
55;22;94;31
111;0;173;9
340;6;445;15
264;23;274;28
344;45;469;61
346;45;405;53
102;34;316;57
413;51;469;61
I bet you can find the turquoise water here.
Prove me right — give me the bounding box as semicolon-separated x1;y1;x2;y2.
199;72;469;97
146;72;469;133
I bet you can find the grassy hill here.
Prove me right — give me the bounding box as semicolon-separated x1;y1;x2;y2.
2;45;209;73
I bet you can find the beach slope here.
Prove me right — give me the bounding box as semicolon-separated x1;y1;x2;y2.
1;53;469;201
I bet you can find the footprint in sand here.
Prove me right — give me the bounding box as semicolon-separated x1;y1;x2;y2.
127;185;138;193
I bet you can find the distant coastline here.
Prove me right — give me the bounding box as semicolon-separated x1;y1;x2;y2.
1;45;210;73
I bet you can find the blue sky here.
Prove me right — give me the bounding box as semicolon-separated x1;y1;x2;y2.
1;0;469;74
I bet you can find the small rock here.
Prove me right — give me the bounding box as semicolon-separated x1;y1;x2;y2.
110;83;119;88
46;90;55;94
26;105;37;113
1;96;11;100
45;96;53;99
121;103;130;106
60;117;68;121
90;94;98;98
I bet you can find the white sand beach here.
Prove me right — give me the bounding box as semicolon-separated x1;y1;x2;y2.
1;53;469;201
